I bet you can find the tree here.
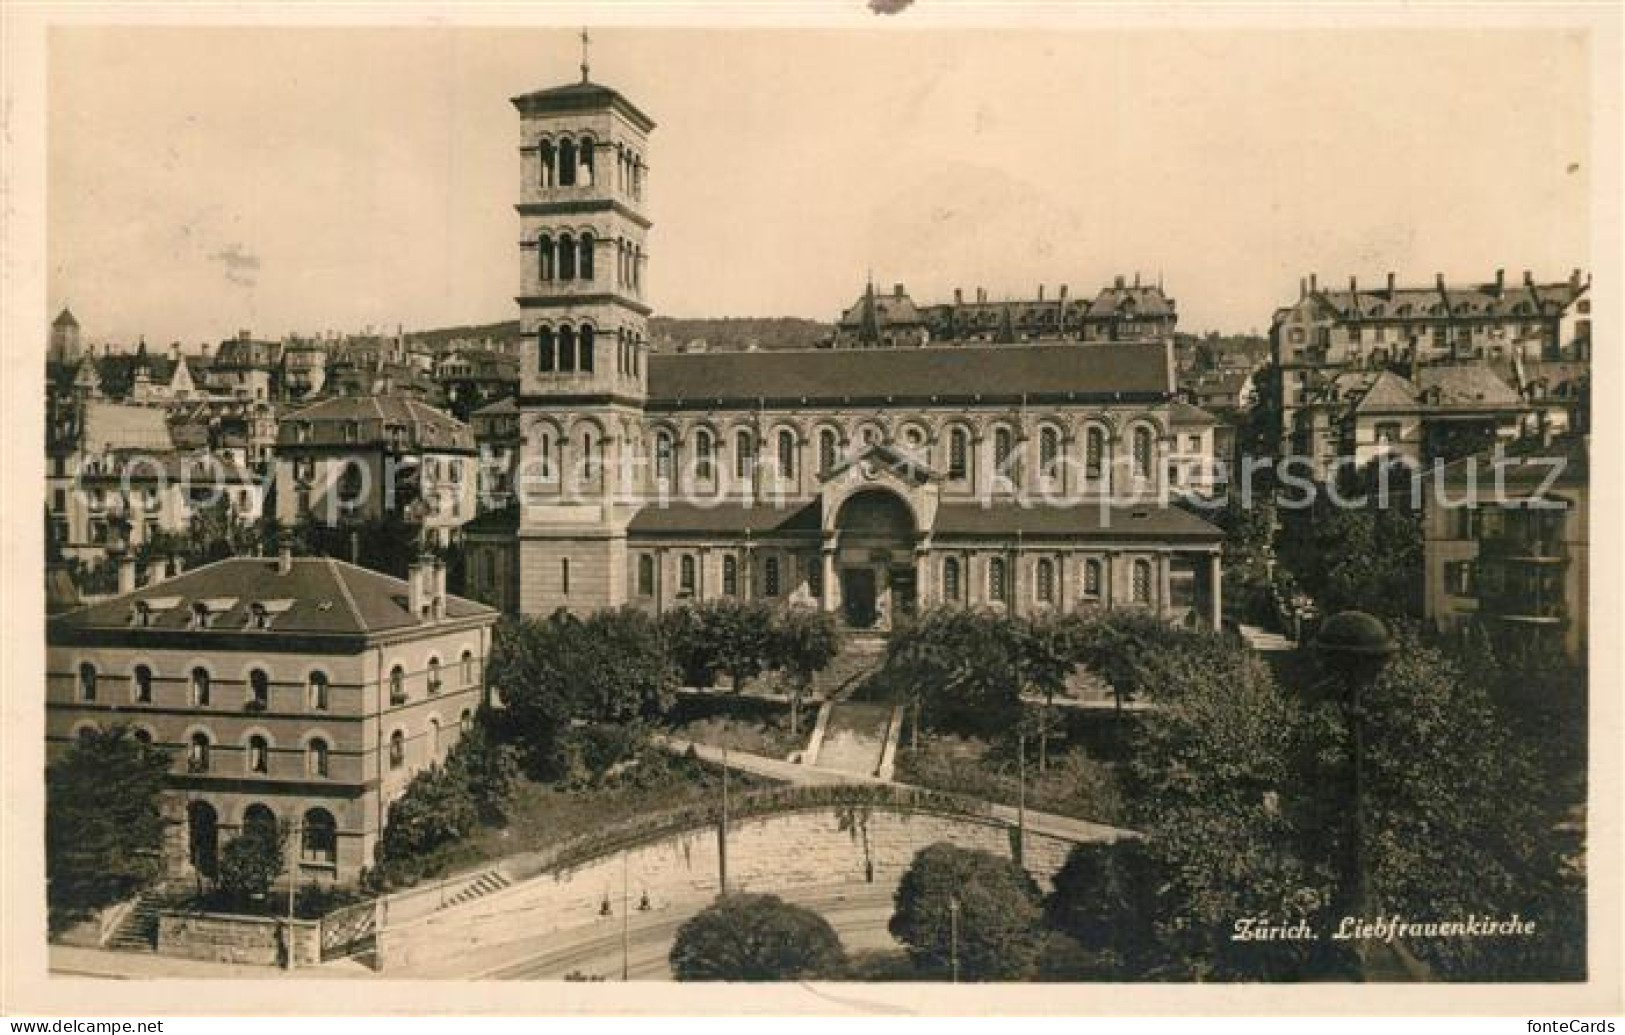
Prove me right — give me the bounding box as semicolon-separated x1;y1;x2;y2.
692;598;778;694
442;721;522;824
1043;839;1159;977
1277;460;1423;622
45;727;173;928
769;606;842;734
888;843;1045;980
376;763;479;865
1006;612;1079;770
218;824;286;906
883;609;1024;742
487;609;674;775
670;893;846;981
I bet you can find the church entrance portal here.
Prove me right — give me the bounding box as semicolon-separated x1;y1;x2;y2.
832;489;917;631
842;568;879;628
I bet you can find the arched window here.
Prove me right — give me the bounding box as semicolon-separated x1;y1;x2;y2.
949;428;969;481
538;431;554;481
301;808;337;866
679;555;696;597
188;731;211;772
461;650;475;686
538;327;556;372
389;730;405;770
78;662;97;702
637;555;655;596
538;234;554;281
558;137;577;186
538;140;555;187
654;431;674;483
1133;559;1154;603
764;556;781;597
695;430;715;484
1132;427;1154;479
722;555;739;596
1040;427;1060;480
579;325;595;372
389;665;406;705
1085;427;1106;481
558;232;576;280
427;657;442;695
307;738;330;778
994;428;1015;480
460;709;473;732
578;232;594;281
819;429;838;475
308;671;329;711
1037;559;1056;603
942;557;961;602
579;430;597;481
1083;559;1103;599
133;664;153;704
249;669;270;708
989;557;1008;603
246;734;269;774
190;666;211;707
777;429;796;479
559;324;577;372
243;804;278;843
578;137;595;185
734;429;753;480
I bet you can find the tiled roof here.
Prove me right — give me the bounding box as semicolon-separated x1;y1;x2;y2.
54;308;79;328
81;401;175;453
1431;433;1587;490
647;343;1173;406
628;501;821;535
472;396;519;416
1169;401;1218;426
511;79;656;132
1350;371;1420;413
1416;364;1520;406
1086;285;1175;318
49;556;495;639
932;502;1221;541
280;395;475;451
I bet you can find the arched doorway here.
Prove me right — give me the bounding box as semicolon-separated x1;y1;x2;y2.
188;801;219;880
833;489;917;629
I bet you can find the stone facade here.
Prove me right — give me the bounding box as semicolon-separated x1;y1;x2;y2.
158;911;320;967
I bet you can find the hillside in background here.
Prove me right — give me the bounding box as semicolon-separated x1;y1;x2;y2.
409;316;834;352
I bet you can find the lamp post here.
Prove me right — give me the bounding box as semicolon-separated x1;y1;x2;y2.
1311;610;1395;977
947;894;961;984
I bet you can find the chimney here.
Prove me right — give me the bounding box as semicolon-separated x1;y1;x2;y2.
893;283;904;299
1523;269;1534;288
1299;277;1307;300
408;555;430;619
1349;275;1358;295
238;329;251;342
954;288;963;306
1309;273;1317;293
171;555;185;576
1133;272;1141;288
1115;275;1126;290
1570;268;1581;289
1059;284;1068;302
1387;271;1396;296
118;556;137;595
1495;268;1506;295
149;558;169;585
170;342;181;361
1037;284;1045;302
1435;272;1445;291
977;287;986;304
432;559;447;620
276;534;293;575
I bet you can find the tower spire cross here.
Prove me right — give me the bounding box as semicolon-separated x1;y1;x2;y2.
580;28;591;82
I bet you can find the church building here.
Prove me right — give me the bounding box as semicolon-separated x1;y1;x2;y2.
465;63;1224;632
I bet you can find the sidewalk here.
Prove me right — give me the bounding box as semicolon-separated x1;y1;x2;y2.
49;945;375;980
655;734;1138;844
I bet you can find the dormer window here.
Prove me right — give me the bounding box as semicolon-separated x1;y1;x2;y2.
133;601;154;627
191;602;211;629
249;603;271;630
295;422;312;444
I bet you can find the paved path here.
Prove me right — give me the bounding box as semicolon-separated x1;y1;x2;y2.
813;702;894;778
655;735;1138;845
480;883;901;981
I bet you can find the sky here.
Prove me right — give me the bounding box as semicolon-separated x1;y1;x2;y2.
47;25;1591;346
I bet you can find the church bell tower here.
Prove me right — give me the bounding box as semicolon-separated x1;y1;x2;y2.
511;35;655;614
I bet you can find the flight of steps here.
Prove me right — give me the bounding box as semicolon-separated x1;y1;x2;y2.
1237;623;1297;653
105;893;162;952
813;701;896;778
438;870;512;911
812;634;889;700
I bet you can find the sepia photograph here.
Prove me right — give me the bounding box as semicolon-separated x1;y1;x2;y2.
2;0;1620;1020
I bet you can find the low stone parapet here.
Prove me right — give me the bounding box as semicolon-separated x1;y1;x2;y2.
157;909;319;967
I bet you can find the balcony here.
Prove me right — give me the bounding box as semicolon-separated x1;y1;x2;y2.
1478;535;1568;565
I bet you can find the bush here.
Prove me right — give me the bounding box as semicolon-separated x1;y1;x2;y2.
670;893;846;981
888;842;1045;980
218;826;286;906
1043;840;1159;977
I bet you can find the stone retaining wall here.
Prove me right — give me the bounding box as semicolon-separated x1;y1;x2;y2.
157;910;320;967
377;805;1077;973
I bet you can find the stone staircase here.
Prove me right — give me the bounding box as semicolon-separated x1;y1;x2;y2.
812;701;895;778
812;633;889;701
104;892;162;952
438;870;512;911
1237;623;1296;653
